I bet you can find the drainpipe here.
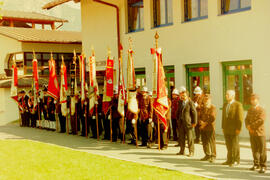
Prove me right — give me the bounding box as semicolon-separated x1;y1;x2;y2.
93;0;120;58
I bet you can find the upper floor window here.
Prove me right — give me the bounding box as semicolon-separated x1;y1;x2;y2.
153;0;173;27
128;0;144;32
221;0;251;14
184;0;208;22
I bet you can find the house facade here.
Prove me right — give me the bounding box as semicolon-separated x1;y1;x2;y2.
45;0;270;138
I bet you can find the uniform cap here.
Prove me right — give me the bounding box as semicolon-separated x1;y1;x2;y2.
179;86;186;93
172;89;180;95
141;86;148;92
194;86;202;95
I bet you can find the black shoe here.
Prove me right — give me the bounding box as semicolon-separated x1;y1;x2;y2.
200;156;211;161
139;144;147;147
222;161;231;165
176;151;185;155
174;144;180;147
161;145;168;150
259;167;266;173
128;140;136;145
249;165;260;171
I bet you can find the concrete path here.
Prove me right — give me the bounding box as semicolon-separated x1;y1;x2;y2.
0;123;269;180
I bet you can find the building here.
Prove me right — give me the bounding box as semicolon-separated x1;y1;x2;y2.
45;0;270;139
0;10;82;122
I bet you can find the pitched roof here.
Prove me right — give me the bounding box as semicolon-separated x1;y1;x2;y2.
0;26;81;44
43;0;73;10
1;10;68;23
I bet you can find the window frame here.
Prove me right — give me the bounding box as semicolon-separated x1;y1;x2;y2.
222;60;253;110
221;0;251;15
127;0;145;33
184;0;208;22
152;0;173;28
185;63;210;96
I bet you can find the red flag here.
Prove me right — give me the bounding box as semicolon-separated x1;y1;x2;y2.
47;58;59;99
105;58;114;97
32;59;39;91
10;64;19;103
153;48;169;129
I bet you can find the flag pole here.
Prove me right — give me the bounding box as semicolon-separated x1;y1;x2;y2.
110;107;112;142
61;56;69;135
155;32;161;151
96;103;99;140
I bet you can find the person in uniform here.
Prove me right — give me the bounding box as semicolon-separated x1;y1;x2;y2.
111;87;122;142
90;95;103;139
47;96;56;131
176;86;197;157
28;90;37;128
222;90;244;167
193;86;204;144
57;101;66;133
18;90;26;127
245;94;267;173
171;89;180;141
200;94;216;163
42;86;48;126
138;86;152;147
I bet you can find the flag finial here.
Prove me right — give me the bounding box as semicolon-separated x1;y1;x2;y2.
33;50;36;59
108;47;111;58
61;55;64;64
155;31;159;49
91;46;95;56
50;51;53;60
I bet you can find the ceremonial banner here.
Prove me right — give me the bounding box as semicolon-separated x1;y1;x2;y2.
117;46;126;117
152;48;169;129
47;58;59;99
32;59;39;91
80;55;86;102
127;49;136;90
10;64;19;103
89;53;99;115
70;52;77;116
105;58;114;97
102;78;111;115
60;61;68;116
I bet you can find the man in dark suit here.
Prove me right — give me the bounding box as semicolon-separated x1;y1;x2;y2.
245;94;267;173
222;90;244;167
176;86;197;157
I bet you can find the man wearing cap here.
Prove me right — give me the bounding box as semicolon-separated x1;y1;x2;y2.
245;94;267;173
176;86;197;157
193;86;204;144
138;86;153;147
18;90;28;127
171;88;180;141
47;96;56;131
222;90;243;166
200;94;217;162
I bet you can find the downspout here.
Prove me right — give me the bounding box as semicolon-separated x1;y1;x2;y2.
93;0;120;58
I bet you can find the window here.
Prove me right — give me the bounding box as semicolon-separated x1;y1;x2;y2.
153;0;173;27
221;0;251;14
184;0;208;22
135;68;146;89
128;0;144;32
186;63;210;98
164;66;175;98
222;60;253;109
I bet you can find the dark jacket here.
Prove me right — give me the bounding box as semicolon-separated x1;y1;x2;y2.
245;105;266;137
222;101;244;135
200;104;216;131
176;99;197;129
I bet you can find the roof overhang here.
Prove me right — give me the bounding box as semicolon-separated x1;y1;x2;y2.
43;0;80;10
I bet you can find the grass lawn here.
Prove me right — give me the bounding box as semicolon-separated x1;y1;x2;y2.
0;140;209;180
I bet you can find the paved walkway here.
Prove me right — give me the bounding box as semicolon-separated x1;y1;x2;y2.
0;123;270;180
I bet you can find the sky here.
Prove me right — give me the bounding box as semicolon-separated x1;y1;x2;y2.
1;0;82;31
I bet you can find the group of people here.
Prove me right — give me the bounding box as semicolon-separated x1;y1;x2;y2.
17;85;267;174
